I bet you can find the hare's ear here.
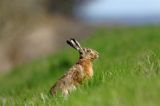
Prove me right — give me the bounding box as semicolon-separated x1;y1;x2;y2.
71;38;82;50
66;39;77;50
66;38;84;53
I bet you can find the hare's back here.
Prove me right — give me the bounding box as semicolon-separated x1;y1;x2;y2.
57;64;84;88
68;65;84;83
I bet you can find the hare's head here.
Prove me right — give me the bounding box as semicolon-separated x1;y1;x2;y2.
67;38;99;61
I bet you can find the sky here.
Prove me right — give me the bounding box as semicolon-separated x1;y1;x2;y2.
76;0;160;22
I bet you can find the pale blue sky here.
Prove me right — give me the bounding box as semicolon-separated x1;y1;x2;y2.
76;0;160;20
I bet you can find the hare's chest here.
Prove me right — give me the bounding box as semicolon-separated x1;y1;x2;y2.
87;66;93;77
83;64;93;78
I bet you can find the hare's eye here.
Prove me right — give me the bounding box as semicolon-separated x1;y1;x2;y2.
87;49;91;52
91;53;94;57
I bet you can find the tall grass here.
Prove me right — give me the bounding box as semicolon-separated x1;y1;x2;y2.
0;26;160;106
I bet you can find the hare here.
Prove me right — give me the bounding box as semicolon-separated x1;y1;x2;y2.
50;38;99;97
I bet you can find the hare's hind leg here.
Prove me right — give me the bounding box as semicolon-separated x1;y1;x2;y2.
62;89;69;98
69;85;76;92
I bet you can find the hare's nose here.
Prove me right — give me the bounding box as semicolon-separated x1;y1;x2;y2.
97;55;99;58
95;54;99;59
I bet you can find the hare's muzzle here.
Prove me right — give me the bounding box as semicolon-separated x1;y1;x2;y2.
95;54;99;59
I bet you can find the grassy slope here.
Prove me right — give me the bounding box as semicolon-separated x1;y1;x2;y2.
0;26;160;106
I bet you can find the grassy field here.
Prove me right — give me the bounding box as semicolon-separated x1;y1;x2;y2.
0;26;160;106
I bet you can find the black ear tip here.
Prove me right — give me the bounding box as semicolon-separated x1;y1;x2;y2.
66;40;70;44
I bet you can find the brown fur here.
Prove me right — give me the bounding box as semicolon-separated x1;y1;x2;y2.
77;59;93;78
50;38;99;97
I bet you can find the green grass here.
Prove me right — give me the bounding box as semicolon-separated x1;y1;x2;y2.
0;26;160;106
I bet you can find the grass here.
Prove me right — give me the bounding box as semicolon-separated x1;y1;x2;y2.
0;25;160;106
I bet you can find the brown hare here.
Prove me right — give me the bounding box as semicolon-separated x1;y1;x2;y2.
50;38;99;97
